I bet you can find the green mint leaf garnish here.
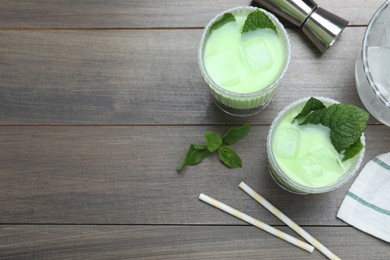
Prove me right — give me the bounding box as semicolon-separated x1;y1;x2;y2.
318;104;338;127
242;10;276;34
301;107;326;125
218;146;242;169
176;144;212;171
205;131;222;152
177;124;251;171
342;140;364;162
210;12;236;31
222;123;251;145
327;104;369;152
297;97;369;160
293;97;325;122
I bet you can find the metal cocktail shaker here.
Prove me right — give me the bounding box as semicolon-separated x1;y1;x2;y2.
254;0;349;53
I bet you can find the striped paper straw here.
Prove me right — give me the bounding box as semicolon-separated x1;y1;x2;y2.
199;193;314;253
239;182;341;260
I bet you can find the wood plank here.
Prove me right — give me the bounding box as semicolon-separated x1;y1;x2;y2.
0;225;388;259
0;27;378;125
0;0;382;28
0;125;388;224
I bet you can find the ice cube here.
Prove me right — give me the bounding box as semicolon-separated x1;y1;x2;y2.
301;147;343;185
204;22;240;57
273;127;300;158
239;38;272;73
301;150;326;186
383;17;390;49
205;47;247;88
367;46;390;100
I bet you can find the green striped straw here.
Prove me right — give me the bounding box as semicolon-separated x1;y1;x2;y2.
199;193;314;253
239;181;341;260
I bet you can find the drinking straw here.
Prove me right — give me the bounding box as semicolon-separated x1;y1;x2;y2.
199;193;314;253
239;181;341;260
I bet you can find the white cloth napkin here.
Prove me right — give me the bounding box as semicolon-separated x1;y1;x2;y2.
337;152;390;243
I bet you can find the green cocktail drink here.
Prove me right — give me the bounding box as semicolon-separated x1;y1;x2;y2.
267;97;366;194
198;7;291;116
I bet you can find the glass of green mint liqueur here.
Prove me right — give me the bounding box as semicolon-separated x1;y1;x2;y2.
198;6;291;117
267;97;367;194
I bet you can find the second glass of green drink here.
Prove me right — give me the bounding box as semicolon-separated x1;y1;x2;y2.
198;6;291;117
267;97;366;194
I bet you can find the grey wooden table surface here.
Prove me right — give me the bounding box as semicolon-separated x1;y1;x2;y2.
0;0;389;259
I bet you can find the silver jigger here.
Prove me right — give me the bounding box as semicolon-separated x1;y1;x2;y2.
254;0;349;53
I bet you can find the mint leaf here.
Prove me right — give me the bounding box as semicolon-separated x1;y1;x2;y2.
218;146;242;169
205;131;222;152
222;124;251;145
176;144;212;171
294;97;325;122
177;124;250;171
327;104;369;152
242;10;276;33
210;12;236;31
318;104;338;127
342;140;364;161
301;107;326;125
298;99;369;160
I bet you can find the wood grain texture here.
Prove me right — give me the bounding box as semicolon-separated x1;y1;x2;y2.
1;0;388;258
0;0;383;28
0;225;388;259
0;125;388;224
0;27;378;125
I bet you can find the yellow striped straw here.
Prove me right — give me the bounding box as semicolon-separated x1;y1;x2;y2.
239;182;341;260
199;193;314;253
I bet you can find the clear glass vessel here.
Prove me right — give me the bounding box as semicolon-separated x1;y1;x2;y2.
356;0;390;126
198;6;291;117
267;97;365;194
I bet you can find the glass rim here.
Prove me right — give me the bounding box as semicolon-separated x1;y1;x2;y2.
198;6;291;98
362;0;390;108
267;97;366;194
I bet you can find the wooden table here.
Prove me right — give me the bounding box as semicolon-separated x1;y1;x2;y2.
0;1;389;259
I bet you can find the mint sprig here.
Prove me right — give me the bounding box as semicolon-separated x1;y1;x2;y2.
205;131;222;152
176;145;212;171
242;10;276;34
210;12;236;31
218;146;242;168
293;97;325;122
177;124;251;171
295;97;369;161
343;140;364;161
222;123;251;145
